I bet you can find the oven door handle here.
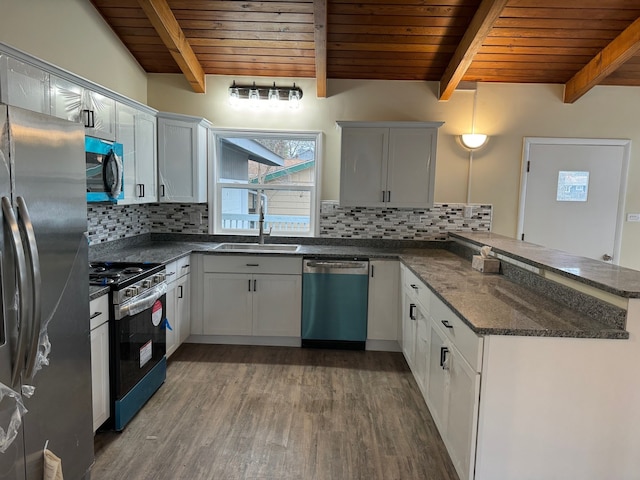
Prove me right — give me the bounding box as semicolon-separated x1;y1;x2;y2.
117;283;167;319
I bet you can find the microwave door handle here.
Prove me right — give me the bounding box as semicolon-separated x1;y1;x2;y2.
17;198;42;380
2;198;31;387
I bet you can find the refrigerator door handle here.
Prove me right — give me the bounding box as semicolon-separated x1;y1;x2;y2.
17;197;42;380
2;197;30;387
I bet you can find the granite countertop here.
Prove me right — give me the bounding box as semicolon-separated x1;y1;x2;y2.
452;232;640;298
401;250;628;339
88;237;629;339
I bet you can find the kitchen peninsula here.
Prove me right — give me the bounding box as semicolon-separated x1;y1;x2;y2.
90;231;640;480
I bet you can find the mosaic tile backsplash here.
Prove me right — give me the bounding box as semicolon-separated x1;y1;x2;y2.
87;201;492;244
87;203;151;245
319;202;492;240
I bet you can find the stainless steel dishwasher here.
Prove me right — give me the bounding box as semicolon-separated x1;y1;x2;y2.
301;258;369;350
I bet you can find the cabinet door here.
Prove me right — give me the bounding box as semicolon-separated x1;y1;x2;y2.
86;90;116;140
339;127;388;207
427;319;449;433
413;309;430;394
135;112;158;202
158;118;201;202
165;281;178;358
446;347;481;480
116;103;138;204
252;274;301;337
387;127;437;207
50;75;83;123
177;274;191;344
367;260;399;341
401;291;417;368
90;322;110;432
203;273;253;335
0;55;50;114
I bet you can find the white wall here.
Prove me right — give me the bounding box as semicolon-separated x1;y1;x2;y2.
0;0;147;103
147;74;640;269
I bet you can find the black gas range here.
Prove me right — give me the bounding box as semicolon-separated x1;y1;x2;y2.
89;261;168;431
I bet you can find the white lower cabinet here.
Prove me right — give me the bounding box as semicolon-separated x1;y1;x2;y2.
165;256;191;358
199;255;302;344
367;260;400;350
401;264;482;480
89;294;109;433
203;273;253;335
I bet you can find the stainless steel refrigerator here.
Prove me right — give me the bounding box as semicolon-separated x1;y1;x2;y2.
0;105;93;479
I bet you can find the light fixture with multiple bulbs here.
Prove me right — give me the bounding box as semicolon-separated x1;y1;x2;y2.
228;81;303;109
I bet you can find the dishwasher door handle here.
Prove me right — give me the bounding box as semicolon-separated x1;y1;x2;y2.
305;260;368;269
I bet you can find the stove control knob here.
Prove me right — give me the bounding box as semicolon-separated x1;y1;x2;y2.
142;280;151;288
154;274;165;283
125;287;136;298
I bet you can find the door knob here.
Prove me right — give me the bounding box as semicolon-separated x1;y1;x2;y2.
602;253;613;262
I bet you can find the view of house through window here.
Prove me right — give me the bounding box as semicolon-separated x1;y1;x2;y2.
213;132;318;236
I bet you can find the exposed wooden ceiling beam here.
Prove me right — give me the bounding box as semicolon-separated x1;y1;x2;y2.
314;0;328;97
137;0;206;93
564;16;640;103
439;0;508;101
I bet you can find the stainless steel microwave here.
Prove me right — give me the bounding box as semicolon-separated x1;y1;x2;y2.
86;136;124;203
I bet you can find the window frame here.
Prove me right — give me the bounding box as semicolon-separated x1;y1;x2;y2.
209;128;322;237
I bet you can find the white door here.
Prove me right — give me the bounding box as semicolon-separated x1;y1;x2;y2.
518;138;629;264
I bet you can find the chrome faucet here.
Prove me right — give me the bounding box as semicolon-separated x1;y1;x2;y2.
258;203;271;244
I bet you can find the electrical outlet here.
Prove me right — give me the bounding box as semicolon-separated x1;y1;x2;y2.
627;213;640;222
464;206;474;218
189;212;201;224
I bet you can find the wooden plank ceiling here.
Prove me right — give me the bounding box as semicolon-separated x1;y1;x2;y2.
90;0;640;102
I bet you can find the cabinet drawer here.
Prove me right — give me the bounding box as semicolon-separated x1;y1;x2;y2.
176;255;191;277
89;294;109;330
402;265;431;311
204;255;302;275
431;295;483;372
165;260;178;284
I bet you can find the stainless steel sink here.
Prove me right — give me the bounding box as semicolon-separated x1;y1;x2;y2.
213;243;300;252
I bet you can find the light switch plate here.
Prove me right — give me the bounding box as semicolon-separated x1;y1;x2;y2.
627;213;640;222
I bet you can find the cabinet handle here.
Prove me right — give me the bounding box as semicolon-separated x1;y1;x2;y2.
142;184;145;197
137;183;144;198
440;347;449;369
382;190;386;202
253;279;257;292
82;109;95;128
161;184;165;197
246;263;259;267
441;320;453;329
387;190;391;202
166;271;176;277
89;311;102;320
182;264;190;268
410;284;418;290
248;279;251;292
409;303;417;320
178;285;183;299
370;265;374;278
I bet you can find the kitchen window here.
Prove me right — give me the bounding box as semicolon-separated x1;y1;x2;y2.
211;130;320;236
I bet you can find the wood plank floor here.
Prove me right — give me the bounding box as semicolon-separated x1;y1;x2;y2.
92;344;459;480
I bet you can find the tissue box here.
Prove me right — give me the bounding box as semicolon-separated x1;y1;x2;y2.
472;255;500;273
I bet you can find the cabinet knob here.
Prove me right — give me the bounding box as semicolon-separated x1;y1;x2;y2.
409;303;417;320
441;320;453;329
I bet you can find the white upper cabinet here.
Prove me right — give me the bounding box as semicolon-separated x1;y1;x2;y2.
50;74;116;140
116;102;157;204
338;121;442;208
0;54;50;114
157;112;210;203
